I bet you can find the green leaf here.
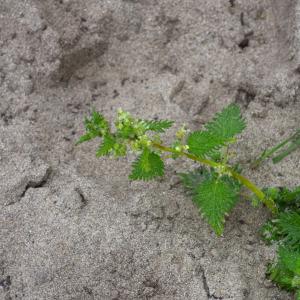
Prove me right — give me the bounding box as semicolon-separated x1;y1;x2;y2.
92;110;107;124
278;212;300;250
272;129;300;164
180;167;241;196
129;149;164;180
262;188;300;297
86;111;109;134
296;289;300;300
252;129;300;167
142;119;174;133
187;104;246;158
267;262;294;290
194;177;239;235
267;247;300;292
261;220;282;245
76;111;109;145
292;276;300;288
187;131;226;157
279;247;300;276
180;167;212;195
205;103;246;140
263;186;300;211
76;133;94;145
96;134;116;157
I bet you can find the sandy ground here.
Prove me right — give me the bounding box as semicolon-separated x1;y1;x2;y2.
0;0;299;299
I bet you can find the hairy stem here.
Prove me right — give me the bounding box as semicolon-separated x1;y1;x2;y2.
152;142;277;213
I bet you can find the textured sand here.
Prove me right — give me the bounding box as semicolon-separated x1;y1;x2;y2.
0;0;299;299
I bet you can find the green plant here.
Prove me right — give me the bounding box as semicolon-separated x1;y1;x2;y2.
77;104;277;235
261;187;300;299
252;128;300;169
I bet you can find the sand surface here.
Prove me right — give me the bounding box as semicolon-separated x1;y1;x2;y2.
0;0;299;299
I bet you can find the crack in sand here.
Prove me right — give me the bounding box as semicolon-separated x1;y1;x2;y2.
75;187;88;209
199;266;224;300
6;167;52;206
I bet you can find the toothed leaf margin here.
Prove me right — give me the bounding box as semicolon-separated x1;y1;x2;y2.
193;177;239;235
129;149;164;180
187;131;226;158
96;134;116;157
205;103;246;139
187;104;246;158
142;119;174;133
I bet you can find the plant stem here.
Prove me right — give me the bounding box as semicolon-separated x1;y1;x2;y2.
152;142;277;213
229;169;277;213
251;138;291;169
251;129;300;168
152;142;221;168
272;138;300;163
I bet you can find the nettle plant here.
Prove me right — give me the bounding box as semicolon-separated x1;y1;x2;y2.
261;187;300;299
77;103;300;298
77;104;277;235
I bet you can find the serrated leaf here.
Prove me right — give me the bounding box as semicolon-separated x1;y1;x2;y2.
260;220;282;245
76;133;94;145
267;262;294;290
207;150;222;162
180;167;241;196
96;134;115;157
91;110;108;127
263;186;300;296
279;247;300;276
77;111;109;145
267;247;300;291
193;177;239;235
278;212;300;250
85;111;108;134
292;276;300;288
263;186;300;212
187;104;245;158
180;167;212;195
187;131;226;158
129;149;164;181
142;119;174;133
205;103;246;139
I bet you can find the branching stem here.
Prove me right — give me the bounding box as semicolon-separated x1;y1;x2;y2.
152;142;277;213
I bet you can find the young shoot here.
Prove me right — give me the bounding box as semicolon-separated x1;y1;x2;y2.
77;104;277;235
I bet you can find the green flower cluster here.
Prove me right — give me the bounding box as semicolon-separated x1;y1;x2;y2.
173;125;190;153
114;108;152;155
77;108;175;158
